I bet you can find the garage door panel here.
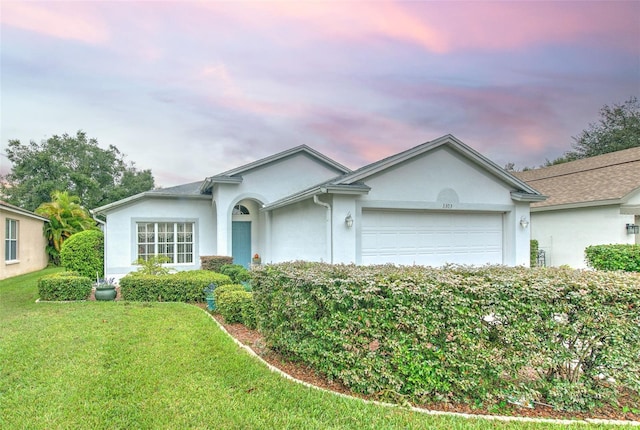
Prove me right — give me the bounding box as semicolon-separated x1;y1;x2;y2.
361;210;503;266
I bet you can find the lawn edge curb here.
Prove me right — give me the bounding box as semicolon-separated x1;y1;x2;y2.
202;308;639;427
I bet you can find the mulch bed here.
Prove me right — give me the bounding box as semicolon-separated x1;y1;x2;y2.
206;309;639;423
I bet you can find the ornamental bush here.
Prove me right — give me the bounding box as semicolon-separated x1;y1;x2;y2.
60;230;104;279
200;255;233;272
119;270;232;302
213;284;245;303
252;262;640;411
219;264;252;284
217;290;254;325
38;272;92;301
585;244;640;272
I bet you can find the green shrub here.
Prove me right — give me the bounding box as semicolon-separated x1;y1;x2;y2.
241;295;256;329
217;290;253;324
530;239;539;267
119;270;232;302
132;256;173;275
219;264;251;284
213;284;245;303
60;230;104;279
252;262;640;411
585;244;640;272
200;255;233;272
38;272;92;301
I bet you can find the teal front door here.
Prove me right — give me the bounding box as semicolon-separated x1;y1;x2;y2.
232;221;251;268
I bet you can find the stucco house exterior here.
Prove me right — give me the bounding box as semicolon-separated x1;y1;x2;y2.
1;201;49;280
92;135;544;280
514;147;640;268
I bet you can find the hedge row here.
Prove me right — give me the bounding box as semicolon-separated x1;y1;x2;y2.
251;262;640;411
119;270;232;302
38;272;93;301
200;255;233;272
585;244;640;272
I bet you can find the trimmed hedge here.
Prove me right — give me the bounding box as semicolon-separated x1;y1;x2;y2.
38;272;92;301
200;255;233;272
219;264;251;284
60;230;104;279
119;270;232;302
585;244;640;272
217;290;254;325
252;262;640;411
213;283;245;303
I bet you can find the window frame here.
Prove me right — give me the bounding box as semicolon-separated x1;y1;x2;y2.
5;218;18;262
135;221;195;264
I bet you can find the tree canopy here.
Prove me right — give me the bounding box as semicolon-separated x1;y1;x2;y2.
1;131;155;211
545;97;640;166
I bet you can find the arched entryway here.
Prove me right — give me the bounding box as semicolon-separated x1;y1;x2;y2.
231;199;262;268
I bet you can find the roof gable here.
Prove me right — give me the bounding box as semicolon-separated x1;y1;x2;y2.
335;134;540;195
264;135;544;210
514;147;640;209
201;145;351;192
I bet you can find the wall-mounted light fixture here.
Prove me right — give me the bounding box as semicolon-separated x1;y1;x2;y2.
345;212;354;228
519;216;530;229
626;223;639;234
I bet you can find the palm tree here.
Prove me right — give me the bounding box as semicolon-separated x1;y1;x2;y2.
35;191;97;264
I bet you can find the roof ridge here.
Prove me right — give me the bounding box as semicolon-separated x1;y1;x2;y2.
525;157;640;182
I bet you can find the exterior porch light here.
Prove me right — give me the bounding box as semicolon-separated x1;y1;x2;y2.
626;224;639;234
519;216;529;229
345;212;354;228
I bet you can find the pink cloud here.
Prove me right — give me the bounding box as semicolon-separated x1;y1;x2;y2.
0;2;109;44
194;1;638;54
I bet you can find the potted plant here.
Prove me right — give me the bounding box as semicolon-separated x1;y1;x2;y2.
203;283;216;311
252;253;261;264
95;277;117;301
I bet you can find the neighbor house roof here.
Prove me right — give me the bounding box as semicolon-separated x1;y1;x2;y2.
264;134;544;211
0;200;49;222
513;146;640;210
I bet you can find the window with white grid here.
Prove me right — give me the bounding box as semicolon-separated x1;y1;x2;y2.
136;222;194;263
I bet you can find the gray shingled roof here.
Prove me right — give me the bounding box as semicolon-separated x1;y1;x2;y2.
513;147;640;209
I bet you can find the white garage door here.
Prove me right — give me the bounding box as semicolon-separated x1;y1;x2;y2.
361;210;503;266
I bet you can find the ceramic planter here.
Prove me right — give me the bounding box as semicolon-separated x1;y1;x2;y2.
206;296;216;311
95;286;117;301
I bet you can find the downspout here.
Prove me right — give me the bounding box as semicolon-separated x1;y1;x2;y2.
313;194;333;263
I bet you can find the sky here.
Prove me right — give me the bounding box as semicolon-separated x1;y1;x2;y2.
1;1;639;188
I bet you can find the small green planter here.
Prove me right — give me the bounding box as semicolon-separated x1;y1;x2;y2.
95;286;117;301
206;296;216;311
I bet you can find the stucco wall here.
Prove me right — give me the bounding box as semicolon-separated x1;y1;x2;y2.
531;205;636;268
103;197;215;280
269;198;328;263
1;210;48;280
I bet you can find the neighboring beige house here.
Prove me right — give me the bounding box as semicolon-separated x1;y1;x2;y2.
514;147;640;268
1;201;49;280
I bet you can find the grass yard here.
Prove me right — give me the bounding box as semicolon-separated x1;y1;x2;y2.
0;269;608;429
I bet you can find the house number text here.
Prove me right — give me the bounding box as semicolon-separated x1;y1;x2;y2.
442;203;454;209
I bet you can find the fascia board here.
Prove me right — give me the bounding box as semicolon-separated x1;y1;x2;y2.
510;191;548;202
92;192;210;215
0;204;49;222
530;199;622;213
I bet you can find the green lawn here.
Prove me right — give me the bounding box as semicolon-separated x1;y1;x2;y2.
0;269;602;429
